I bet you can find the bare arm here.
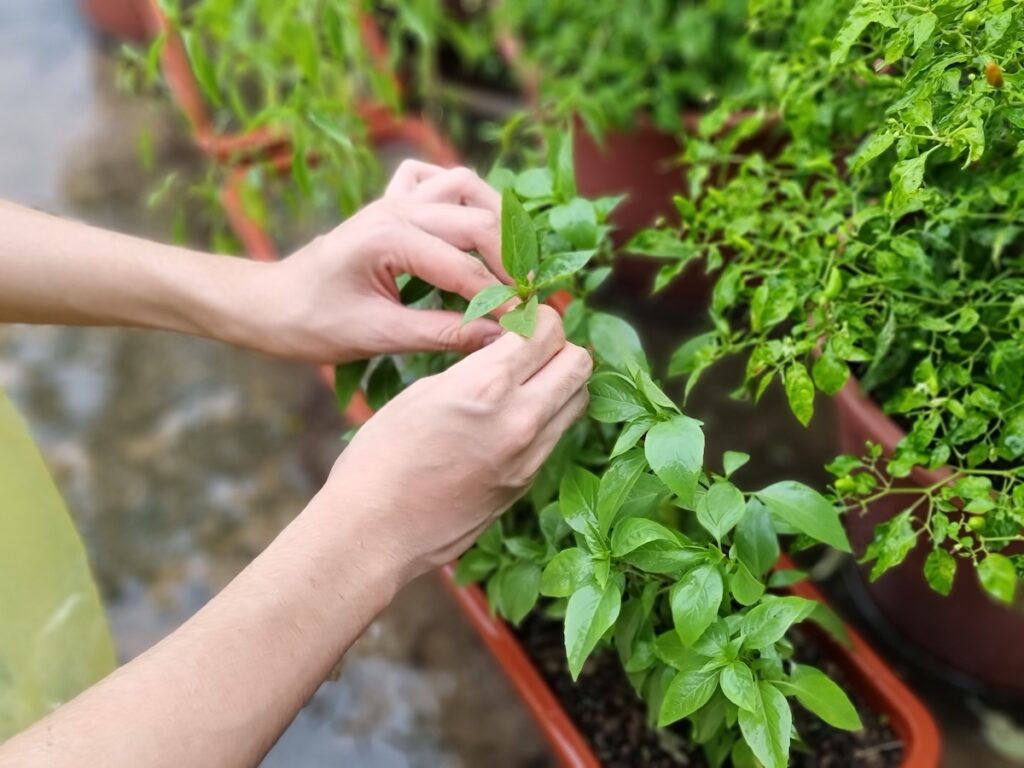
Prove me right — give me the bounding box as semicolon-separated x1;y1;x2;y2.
0;160;509;363
0;163;592;767
0;307;590;768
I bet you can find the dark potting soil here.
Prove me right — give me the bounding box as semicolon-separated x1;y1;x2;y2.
515;614;904;768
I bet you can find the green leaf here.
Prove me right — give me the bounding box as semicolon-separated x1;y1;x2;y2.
501;188;539;283
756;481;851;552
0;390;115;738
610;417;656;458
587;372;649;423
720;660;758;712
499;294;539;337
453;548;498;585
334;359;368;414
658;656;721;726
497;562;542;624
623;542;705;574
645;416;706;507
909;11;937;51
862;510;917;580
669;332;718;377
923;548;956;596
308;110;355;152
730;561;765;606
565;578;623;679
535;250;596;288
549;199;598;249
778;665;862;731
741;596;816;649
812;352;849;396
597;451;647;535
723;451;750;477
366;356;401;410
559;465;602;545
463;284;517;323
588;313;647;371
738;682;792;768
890;152;930;198
784;362;815;426
850;130;895;172
610;518;680;557
181;28;220;106
979;553;1017;605
697;481;747;541
670;564;724;646
514;168;554;199
733;499;779;576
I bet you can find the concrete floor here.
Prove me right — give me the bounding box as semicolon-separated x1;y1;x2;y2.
0;2;1021;766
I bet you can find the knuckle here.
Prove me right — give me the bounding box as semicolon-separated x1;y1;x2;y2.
535;305;566;342
448;166;479;185
434;322;466;352
570;344;594;378
504;416;539;454
469;367;513;403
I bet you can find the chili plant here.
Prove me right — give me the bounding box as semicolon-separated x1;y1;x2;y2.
496;0;756;138
632;0;1024;602
344;145;863;768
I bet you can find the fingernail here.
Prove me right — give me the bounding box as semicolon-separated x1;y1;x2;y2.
483;333;502;346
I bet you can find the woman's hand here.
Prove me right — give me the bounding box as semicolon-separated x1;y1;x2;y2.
314;305;592;581
240;161;513;363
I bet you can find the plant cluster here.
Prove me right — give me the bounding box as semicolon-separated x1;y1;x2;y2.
632;0;1024;602
341;149;863;768
495;0;755;138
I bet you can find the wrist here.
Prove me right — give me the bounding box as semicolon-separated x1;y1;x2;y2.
263;487;410;636
174;255;279;351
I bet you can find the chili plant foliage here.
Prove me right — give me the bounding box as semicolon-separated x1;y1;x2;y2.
343;145;862;767
496;0;755;138
632;0;1024;602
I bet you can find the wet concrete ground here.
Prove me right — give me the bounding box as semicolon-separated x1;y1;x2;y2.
0;2;1020;766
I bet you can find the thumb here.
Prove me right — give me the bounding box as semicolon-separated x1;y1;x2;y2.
386;307;502;354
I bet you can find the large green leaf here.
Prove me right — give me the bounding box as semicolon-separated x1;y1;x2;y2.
755;481;851;552
645;415;705;507
0;390;115;739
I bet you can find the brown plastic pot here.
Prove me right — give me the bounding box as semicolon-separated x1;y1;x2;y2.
146;0;398;165
78;0;153;42
836;377;1024;698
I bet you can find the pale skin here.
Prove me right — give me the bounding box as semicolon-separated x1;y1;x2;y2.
0;161;592;767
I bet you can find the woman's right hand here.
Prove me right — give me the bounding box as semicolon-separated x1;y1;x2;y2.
314;305;592;584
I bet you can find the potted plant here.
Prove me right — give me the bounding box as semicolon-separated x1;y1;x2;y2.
218;132;941;765
638;0;1024;695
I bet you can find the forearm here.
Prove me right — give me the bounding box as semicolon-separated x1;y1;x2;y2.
0;493;406;768
0;199;267;343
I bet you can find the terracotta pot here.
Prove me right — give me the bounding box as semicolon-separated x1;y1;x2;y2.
146;0;399;165
78;0;153;42
836;378;1024;698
